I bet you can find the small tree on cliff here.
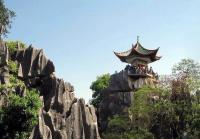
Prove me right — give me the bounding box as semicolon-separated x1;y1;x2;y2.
90;74;110;108
0;0;15;38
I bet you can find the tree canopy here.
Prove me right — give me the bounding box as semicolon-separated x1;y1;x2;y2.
172;58;200;93
90;73;110;108
0;0;15;38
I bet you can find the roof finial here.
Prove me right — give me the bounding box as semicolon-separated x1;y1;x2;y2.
137;35;139;43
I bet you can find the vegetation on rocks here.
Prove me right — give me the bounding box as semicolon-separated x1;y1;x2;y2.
8;60;18;74
0;41;41;139
103;85;200;139
6;41;26;57
0;88;42;139
94;59;200;139
90;73;110;108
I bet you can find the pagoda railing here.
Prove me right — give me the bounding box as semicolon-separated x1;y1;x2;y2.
125;65;159;80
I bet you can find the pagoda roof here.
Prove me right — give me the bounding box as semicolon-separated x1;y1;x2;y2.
114;41;161;63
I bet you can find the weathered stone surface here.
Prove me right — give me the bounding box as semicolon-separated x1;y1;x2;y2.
31;76;100;139
0;88;8;108
0;41;9;84
0;66;9;84
0;42;100;138
98;69;155;132
102;70;155;94
99;91;133;132
103;70;132;93
9;45;101;139
15;46;55;78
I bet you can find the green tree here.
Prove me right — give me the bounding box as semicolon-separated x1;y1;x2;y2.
172;58;200;93
90;74;110;108
0;40;40;138
103;86;162;139
0;0;15;38
0;88;42;139
0;0;15;36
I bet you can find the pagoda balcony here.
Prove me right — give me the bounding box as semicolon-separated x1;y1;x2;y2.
125;65;159;80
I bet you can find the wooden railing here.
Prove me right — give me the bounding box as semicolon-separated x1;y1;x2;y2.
126;67;158;80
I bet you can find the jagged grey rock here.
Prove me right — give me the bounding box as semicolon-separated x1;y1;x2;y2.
99;91;133;132
30;76;100;139
99;69;155;132
102;70;155;95
0;41;9;84
0;42;100;139
14;46;55;78
103;70;132;93
8;45;101;139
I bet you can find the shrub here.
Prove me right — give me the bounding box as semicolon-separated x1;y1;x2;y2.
0;88;42;139
8;60;18;75
108;115;130;132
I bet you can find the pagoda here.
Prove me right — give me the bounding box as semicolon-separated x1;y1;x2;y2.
114;39;161;80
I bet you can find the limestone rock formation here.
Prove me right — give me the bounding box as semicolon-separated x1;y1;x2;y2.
103;70;133;93
0;42;9;84
31;76;100;139
102;70;155;94
14;46;55;78
99;69;155;132
1;43;100;139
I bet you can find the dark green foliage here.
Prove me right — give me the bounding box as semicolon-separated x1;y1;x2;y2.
0;0;15;37
103;86;200;139
108;115;130;132
0;40;40;138
90;74;110;108
124;129;154;139
189;102;200;138
102;87;159;139
104;115;154;139
0;88;42;139
103;114;154;139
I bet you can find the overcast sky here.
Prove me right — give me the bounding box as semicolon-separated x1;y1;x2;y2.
5;0;200;102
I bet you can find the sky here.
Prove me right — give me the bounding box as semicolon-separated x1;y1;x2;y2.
5;0;200;102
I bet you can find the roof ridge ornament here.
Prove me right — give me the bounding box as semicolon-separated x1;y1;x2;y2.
137;36;139;43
